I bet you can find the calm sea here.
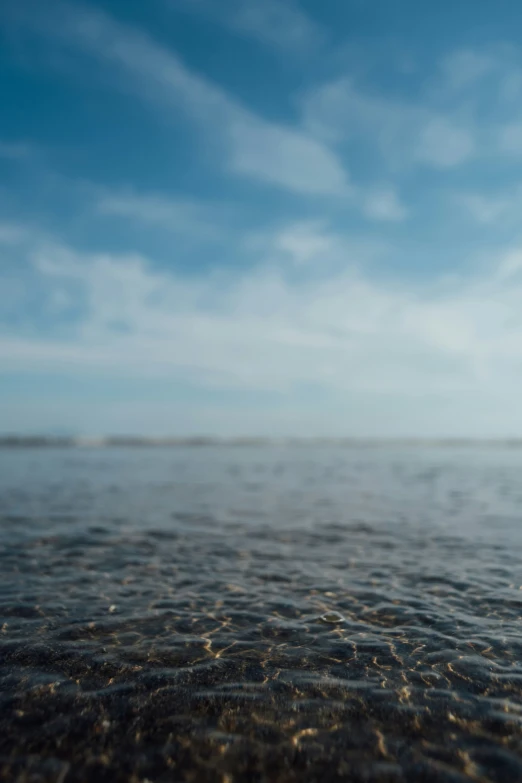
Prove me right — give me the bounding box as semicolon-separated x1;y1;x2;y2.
1;445;522;782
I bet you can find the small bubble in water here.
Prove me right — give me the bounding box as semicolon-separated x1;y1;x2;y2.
320;611;345;624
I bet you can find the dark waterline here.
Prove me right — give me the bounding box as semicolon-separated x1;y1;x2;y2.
1;446;522;782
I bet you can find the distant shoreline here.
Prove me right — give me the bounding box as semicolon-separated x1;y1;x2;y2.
2;436;522;449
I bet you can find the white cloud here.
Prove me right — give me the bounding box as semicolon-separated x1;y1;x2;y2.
438;50;495;92
96;190;228;238
172;0;323;55
459;192;511;224
362;188;408;222
436;46;522;105
457;185;522;225
461;193;509;224
302;77;394;146
302;46;522;172
8;0;347;196
227;0;322;52
273;221;333;264
228;117;347;195
2;228;522;412
302;77;475;170
499;122;522;155
414;117;474;168
497;249;522;280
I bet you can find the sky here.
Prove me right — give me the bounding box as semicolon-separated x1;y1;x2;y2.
2;0;522;437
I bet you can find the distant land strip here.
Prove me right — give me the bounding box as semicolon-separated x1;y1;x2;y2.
2;436;522;449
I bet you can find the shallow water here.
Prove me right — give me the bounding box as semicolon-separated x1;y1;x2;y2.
1;445;522;782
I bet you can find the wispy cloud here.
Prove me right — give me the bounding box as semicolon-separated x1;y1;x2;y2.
171;0;323;55
303;76;476;170
302;45;522;172
0;140;32;159
437;50;497;93
96;190;229;239
2;226;522;413
499;122;522;155
362;188;408;222
5;0;347;196
0;222;26;245
413;117;475;168
272;220;335;265
457;185;522;225
227;116;347;195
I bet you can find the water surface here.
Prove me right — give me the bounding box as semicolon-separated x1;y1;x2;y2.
1;445;522;782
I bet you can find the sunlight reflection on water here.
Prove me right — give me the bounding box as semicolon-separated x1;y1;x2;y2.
1;445;522;781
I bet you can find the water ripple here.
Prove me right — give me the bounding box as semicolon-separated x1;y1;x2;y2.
1;446;522;781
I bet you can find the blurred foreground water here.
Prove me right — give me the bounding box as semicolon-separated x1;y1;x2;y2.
1;444;522;782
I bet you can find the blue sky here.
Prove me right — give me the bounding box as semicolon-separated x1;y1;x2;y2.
2;0;522;436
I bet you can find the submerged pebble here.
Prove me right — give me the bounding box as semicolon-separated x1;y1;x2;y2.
320;610;345;624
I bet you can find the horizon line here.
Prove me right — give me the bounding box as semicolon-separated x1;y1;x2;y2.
3;435;522;448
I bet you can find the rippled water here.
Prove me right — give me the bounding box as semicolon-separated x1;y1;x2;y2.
2;445;522;782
